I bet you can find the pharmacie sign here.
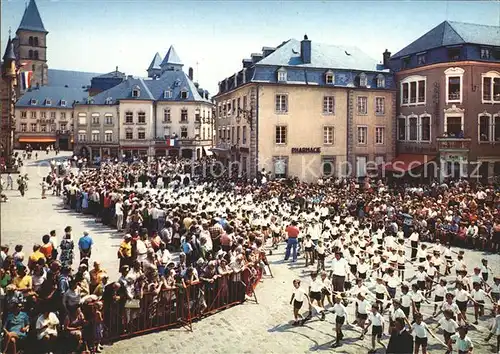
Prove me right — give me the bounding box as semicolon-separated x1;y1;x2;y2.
291;147;321;154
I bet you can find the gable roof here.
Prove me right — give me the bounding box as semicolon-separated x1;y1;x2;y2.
160;45;183;66
148;52;163;71
17;0;47;33
256;38;382;72
16;86;88;108
391;21;500;59
48;69;102;89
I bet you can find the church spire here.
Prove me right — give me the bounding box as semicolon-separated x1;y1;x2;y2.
17;0;48;33
3;34;16;63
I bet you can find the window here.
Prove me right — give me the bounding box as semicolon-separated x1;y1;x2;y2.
236;126;241;142
29;36;33;46
163;109;171;122
237;97;241;112
181;127;188;138
34;37;38;46
420;115;431;141
448;47;461;60
275;126;287;144
125;131;133;140
105;114;113;125
227;101;232;115
243;95;247;109
375;127;385;144
20;123;27;132
181;90;188;99
448;77;461;101
408;116;418;141
29;50;33;59
479;115;491;141
397;117;406;140
138;131;146;140
40;124;47;132
92;132;100;142
446;116;463;136
481;48;491;59
323;96;335;114
358;73;367;87
325;71;334;84
40;112;46;119
277;68;287;82
402;56;410;69
231;127;235;144
30;123;37;132
274;157;288;179
21;111;27;118
92;114;99;124
105;132;113;142
60;123;67;131
163;126;171;137
125;111;133;124
44;99;51;106
275;94;288;113
132;87;140;98
482;72;500;103
164;90;172;99
495;115;500;141
60;112;66;120
357;96;367;115
78;113;87;125
50;124;56;132
180;109;188;122
376;74;385;88
322;157;335;176
323;126;334;144
138;112;146;124
375;97;385;115
357;126;367;144
30;111;36;118
401;76;426;105
227;128;231;141
242;126;247;144
417;54;426;65
78;132;87;142
60;100;66;107
34;51;39;60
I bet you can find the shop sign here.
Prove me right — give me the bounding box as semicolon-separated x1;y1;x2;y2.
291;147;321;154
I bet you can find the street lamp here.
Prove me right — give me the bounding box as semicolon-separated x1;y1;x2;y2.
236;108;253;131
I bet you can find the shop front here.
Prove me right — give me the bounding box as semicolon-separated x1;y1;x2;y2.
17;136;56;150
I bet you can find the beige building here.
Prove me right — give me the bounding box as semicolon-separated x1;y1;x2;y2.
214;36;396;182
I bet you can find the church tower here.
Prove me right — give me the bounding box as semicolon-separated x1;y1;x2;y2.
13;0;48;90
1;35;18;168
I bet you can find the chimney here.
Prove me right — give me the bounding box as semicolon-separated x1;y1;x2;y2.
301;34;311;64
188;67;194;80
242;59;253;69
383;49;391;68
115;66;119;73
250;53;263;64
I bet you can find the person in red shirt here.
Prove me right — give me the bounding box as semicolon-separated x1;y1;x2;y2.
284;221;300;262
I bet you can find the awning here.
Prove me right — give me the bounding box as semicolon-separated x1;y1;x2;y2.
203;146;213;156
19;136;56;143
382;154;436;172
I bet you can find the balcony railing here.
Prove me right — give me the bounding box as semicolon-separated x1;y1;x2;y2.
448;92;460;100
436;136;471;150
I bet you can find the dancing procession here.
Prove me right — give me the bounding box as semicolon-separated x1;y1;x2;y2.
1;151;500;354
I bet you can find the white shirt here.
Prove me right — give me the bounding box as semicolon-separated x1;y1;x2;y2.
369;312;384;326
115;202;123;216
455;289;469;302
450;333;473;352
310;278;323;292
390;307;407;321
400;293;412;308
441;302;460;315
434;284;446;298
331;258;349;277
332;303;347;317
471;288;487;302
294;287;306;302
438;317;459;333
36;312;59;340
412;322;428;338
356;299;371;314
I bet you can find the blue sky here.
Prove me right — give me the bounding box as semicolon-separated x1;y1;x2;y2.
2;0;500;94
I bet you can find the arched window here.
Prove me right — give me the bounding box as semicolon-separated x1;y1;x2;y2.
34;37;39;47
34;51;39;60
29;50;33;59
29;36;33;46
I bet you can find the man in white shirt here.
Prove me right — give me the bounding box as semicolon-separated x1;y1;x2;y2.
330;251;349;292
115;200;124;232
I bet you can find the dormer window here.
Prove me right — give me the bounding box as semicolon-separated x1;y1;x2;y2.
277;68;287;82
174;79;181;87
447;47;461;61
45;99;52;106
325;70;334;84
105;97;113;105
60;100;66;107
359;73;367;87
132;85;140;98
181;90;188;99
87;98;94;104
30;98;37;105
163;90;172;99
417;53;426;65
376;74;385;88
481;47;491;59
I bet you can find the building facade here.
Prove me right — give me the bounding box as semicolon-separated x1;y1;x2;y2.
73;46;213;161
1;38;18;167
14;86;87;150
214;36;396;182
387;21;500;182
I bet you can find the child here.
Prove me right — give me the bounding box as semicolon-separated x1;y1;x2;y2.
485;306;500;353
471;281;492;325
490;276;500;315
435;309;459;345
411;283;426;322
308;272;325;321
374;276;390;312
400;284;412;319
480;259;492;283
412;312;436;354
12;245;24;266
331;294;347;348
448;326;473;354
289;279;309;326
363;304;384;353
433;279;448;316
320;271;333;308
356;292;371;332
316;240;326;271
304;235;314;267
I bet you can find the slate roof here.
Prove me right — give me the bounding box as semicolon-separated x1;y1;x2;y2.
256;38;384;72
391;21;500;59
17;0;47;33
48;69;102;89
160;46;183;66
3;37;16;62
148;53;163;71
15;86;88;108
94;70;126;79
88;71;210;105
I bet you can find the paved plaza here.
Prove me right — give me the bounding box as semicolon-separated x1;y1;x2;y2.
1;153;499;353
